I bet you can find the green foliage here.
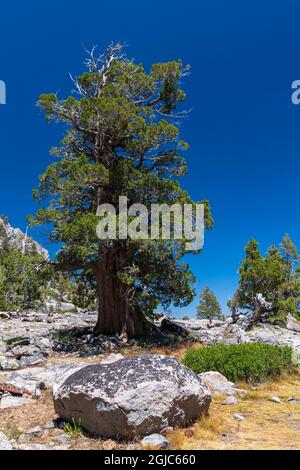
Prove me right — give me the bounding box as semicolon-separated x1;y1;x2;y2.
52;272;73;302
266;312;292;328
280;234;300;274
4;336;29;346
71;277;96;310
238;240;287;310
0;217;52;311
235;235;300;318
182;343;295;383
30;44;213;327
64;418;83;438
196;286;222;321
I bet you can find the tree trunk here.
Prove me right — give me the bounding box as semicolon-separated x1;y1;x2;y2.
94;248;144;339
251;293;274;325
251;297;264;323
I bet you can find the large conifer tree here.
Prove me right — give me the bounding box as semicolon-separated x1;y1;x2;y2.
31;44;213;338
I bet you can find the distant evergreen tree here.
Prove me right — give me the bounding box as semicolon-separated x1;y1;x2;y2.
196;286;222;324
238;239;266;310
232;235;300;321
0;217;51;311
280;234;300;277
278;234;300;316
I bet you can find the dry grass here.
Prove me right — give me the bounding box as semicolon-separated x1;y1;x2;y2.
0;392;55;440
120;342;202;362
169;371;300;450
0;392;131;450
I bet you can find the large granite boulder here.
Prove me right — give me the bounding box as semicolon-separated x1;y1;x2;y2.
54;355;211;439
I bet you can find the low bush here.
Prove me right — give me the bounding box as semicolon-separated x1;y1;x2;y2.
182;343;295;383
64;418;83;438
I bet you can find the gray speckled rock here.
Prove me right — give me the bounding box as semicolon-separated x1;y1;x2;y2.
168;318;246;345
0;358;20;371
270;396;281;403
245;323;300;361
199;371;246;397
167;319;300;359
0;362;90;395
9;345;41;357
221;395;238;405
141;434;170;448
54;355;211;439
0;431;13;450
286;314;300;333
19;353;44;369
0;396;33;409
17;444;54;451
100;353;124;364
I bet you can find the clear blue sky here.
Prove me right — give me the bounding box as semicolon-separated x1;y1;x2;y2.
1;1;300;317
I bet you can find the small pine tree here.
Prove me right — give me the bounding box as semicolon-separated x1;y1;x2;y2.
280;234;300;278
278;234;300;316
238;239;266;310
237;239;288;311
0;217;52;311
196;286;222;324
232;237;300;321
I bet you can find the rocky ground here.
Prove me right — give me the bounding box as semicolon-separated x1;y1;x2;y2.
1;310;300;450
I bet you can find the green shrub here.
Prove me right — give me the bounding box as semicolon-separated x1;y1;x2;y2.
182;343;295;383
64;418;83;438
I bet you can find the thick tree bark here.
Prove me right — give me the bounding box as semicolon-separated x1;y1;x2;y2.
251;297;264;323
94;248;144;339
250;293;274;325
